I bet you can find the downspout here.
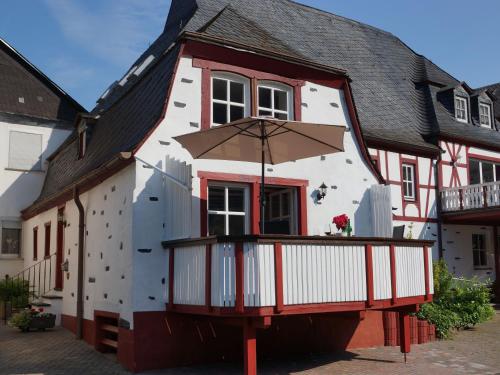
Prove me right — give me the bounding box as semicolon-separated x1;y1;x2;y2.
73;186;85;340
434;151;444;259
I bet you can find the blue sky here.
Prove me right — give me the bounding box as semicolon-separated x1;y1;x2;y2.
1;1;499;110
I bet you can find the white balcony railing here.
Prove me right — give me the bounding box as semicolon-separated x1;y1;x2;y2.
441;181;500;212
163;235;434;315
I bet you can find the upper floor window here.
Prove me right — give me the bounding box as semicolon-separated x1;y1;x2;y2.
469;159;500;184
211;73;250;126
455;96;468;123
479;103;492;128
8;131;42;171
402;163;416;201
1;220;21;256
258;82;293;120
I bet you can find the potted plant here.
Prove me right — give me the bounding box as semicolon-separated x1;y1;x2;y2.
332;214;352;237
8;307;56;332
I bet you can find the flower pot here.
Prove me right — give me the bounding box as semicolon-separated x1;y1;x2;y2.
28;314;56;331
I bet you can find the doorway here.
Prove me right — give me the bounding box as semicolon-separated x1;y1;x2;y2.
264;186;297;235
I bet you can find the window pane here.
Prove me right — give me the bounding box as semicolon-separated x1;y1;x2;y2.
275;112;288;120
2;228;20;255
274;90;288;111
228;215;245;235
230;105;244;122
259;87;272;109
482;162;494;183
281;193;290;216
258;110;273;117
208;187;225;211
213;79;227;101
213;103;227;125
402;166;408;181
228;188;244;212
473;250;480;267
480;251;487;267
271;195;280;218
470;160;481;184
208;214;225;236
9;131;42;171
496;165;500;182
230;82;244;104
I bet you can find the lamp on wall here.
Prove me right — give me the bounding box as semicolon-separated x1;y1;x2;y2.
317;182;328;201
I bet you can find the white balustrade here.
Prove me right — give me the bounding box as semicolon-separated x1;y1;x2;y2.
441;181;500;212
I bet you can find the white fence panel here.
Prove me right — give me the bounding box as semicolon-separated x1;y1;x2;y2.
395;246;425;298
173;245;206;305
282;244;366;305
211;243;236;307
427;246;434;295
244;243;276;307
372;246;392;300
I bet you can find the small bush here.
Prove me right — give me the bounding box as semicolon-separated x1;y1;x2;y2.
417;260;494;338
8;309;32;331
0;279;30;308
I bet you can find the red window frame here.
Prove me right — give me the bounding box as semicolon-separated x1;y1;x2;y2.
194;58;305;130
33;226;38;261
400;158;420;204
198;171;308;237
44;222;51;259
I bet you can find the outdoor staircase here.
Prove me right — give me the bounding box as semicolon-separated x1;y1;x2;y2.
96;315;119;353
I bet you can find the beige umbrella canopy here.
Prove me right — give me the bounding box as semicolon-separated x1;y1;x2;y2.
174;117;346;233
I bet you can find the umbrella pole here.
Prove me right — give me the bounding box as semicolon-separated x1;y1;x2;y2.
260;121;265;235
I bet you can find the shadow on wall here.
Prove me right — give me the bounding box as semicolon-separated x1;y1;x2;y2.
354;189;373;237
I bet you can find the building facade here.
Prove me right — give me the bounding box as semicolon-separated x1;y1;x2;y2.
0;38;83;278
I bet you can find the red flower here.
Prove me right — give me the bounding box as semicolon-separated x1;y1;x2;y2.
30;308;36;312
333;214;349;231
39;308;44;313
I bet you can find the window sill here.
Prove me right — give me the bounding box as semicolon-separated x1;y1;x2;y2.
474;267;492;271
4;167;44;174
0;255;23;260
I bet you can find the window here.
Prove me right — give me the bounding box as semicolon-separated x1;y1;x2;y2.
479;103;492;128
469;159;500;185
265;188;297;235
8;131;42;171
1;220;21;256
455;96;468;123
258;82;293;120
472;233;488;268
208;184;249;236
44;223;51;258
33;227;38;260
402;163;416;201
211;74;250;126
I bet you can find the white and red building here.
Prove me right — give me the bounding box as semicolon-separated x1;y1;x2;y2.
10;0;500;374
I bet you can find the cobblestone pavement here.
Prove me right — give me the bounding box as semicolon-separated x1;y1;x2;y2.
1;307;499;375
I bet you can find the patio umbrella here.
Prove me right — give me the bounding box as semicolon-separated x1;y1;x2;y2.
173;117;346;234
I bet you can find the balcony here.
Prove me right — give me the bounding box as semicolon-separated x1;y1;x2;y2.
162;235;434;317
441;181;500;224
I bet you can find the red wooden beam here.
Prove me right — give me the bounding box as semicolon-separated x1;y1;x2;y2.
390;245;397;305
365;244;374;307
168;248;175;309
399;313;411;354
243;319;257;375
235;242;245;314
423;246;430;301
274;242;284;313
205;244;212;309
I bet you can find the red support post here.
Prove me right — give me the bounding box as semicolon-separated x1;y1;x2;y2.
243;320;257;375
235;242;244;314
390;245;397;305
205;244;212;309
459;189;464;210
399;313;411;355
365;244;374;307
168;248;175;309
274;242;284;313
423;246;430;301
494;226;500;299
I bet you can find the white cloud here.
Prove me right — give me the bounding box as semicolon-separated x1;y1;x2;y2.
43;0;170;67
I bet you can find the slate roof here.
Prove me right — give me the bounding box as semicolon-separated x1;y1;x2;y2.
0;38;84;124
25;0;500;212
478;82;500;120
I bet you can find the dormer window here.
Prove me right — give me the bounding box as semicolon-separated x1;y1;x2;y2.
258;82;293;120
479;103;492;128
77;122;87;159
455;96;468;123
211;73;250;126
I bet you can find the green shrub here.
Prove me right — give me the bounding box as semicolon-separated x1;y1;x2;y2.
417;260;494;339
0;279;30;308
8;309;32;331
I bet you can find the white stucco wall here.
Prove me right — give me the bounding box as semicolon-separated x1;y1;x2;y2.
0;119;71;278
131;56;380;313
22;166;135;326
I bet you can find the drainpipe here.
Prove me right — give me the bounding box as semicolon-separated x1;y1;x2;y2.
73;186;85;340
434;151;444;260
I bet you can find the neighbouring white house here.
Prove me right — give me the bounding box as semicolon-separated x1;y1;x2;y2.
0;38;83;279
